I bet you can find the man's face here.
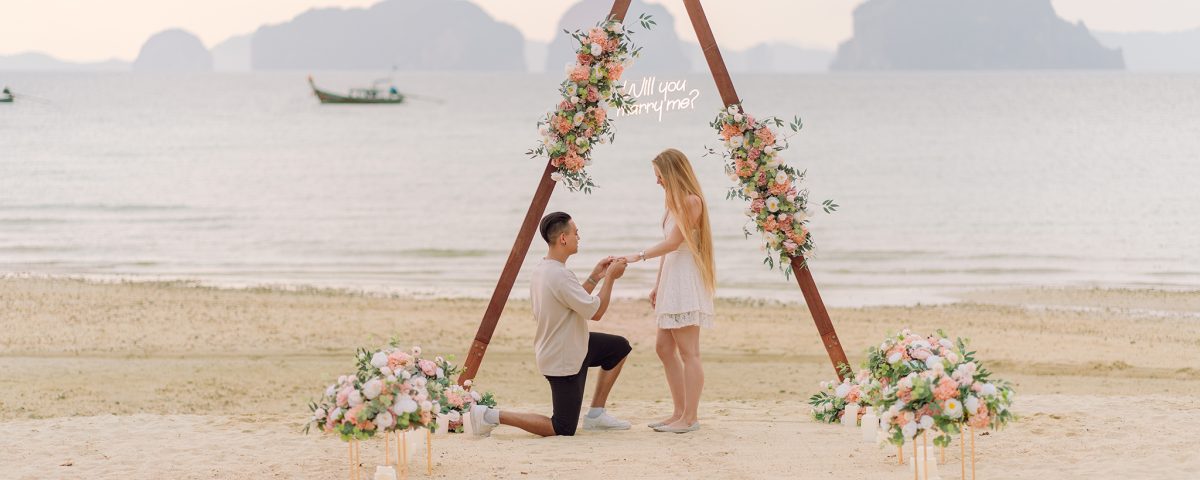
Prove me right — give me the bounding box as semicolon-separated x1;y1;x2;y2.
559;220;580;255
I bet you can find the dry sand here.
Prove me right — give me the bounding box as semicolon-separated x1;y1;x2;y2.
2;278;1199;479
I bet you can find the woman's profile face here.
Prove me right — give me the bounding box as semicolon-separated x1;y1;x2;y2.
654;166;664;189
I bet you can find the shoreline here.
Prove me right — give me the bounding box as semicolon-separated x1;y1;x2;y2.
5;272;1198;312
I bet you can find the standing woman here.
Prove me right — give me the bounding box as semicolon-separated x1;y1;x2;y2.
622;148;715;434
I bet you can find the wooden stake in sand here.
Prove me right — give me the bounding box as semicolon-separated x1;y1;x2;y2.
348;441;354;480
898;443;904;465
970;424;976;480
922;431;929;480
402;430;409;475
961;428;966;480
426;428;433;475
386;431;391;465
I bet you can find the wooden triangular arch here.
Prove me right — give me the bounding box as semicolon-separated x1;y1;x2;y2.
458;0;850;384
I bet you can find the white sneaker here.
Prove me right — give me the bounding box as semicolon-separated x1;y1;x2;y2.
582;412;631;431
468;404;496;437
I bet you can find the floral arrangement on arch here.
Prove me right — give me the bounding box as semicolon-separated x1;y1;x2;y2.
528;14;656;193
867;330;1015;447
304;343;496;440
708;103;838;277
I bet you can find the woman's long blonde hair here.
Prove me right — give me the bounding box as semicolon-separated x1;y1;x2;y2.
653;148;716;293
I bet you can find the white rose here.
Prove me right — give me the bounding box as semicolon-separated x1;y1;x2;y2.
590;43;602;56
470;391;482;402
411;346;422;356
901;422;918;439
981;383;997;396
834;383;851;398
325;385;336;397
727;105;739;115
394;396;418;414
436;368;445;379
348;390;363;407
386;374;397;382
733;113;743;122
375;411;395;430
939;338;954;349
965;395;980;413
924;355;942;370
371;352;388;369
419;401;433;412
464;380;473;388
887;352;902;364
379;366;392;377
918;415;934;429
571;95;580;104
447;410;461;423
766;197;780;213
550;172;564;182
729;134;744;148
774;171;788;184
573;112;585;125
313;408;326;420
331;407;344;420
362;379;383;400
400;370;412;380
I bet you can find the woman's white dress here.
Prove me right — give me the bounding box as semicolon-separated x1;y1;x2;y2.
655;213;715;329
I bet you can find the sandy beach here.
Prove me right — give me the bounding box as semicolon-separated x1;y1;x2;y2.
2;278;1199;479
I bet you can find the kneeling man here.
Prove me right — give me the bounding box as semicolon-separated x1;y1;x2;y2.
470;212;632;436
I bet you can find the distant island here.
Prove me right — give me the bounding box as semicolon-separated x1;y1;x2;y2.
0;52;128;71
133;29;213;72
251;0;524;71
832;0;1124;70
545;0;690;73
1095;28;1200;72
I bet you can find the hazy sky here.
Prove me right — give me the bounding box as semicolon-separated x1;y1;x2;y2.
2;0;1198;62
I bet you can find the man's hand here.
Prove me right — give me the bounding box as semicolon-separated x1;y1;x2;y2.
590;256;614;281
605;258;628;280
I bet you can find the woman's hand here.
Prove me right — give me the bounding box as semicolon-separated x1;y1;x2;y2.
621;253;641;264
649;288;657;309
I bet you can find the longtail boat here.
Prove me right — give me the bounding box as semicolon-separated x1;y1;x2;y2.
307;76;403;104
0;87;12;103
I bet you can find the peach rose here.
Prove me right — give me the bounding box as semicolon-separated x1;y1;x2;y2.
569;65;589;83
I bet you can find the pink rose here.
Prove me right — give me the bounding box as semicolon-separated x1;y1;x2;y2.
751;198;766;213
419;359;437;376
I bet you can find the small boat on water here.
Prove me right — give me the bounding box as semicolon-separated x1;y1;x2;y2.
307;76;403;104
0;87;12;103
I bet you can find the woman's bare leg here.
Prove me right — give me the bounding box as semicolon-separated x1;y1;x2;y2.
664;326;703;428
654;328;686;424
